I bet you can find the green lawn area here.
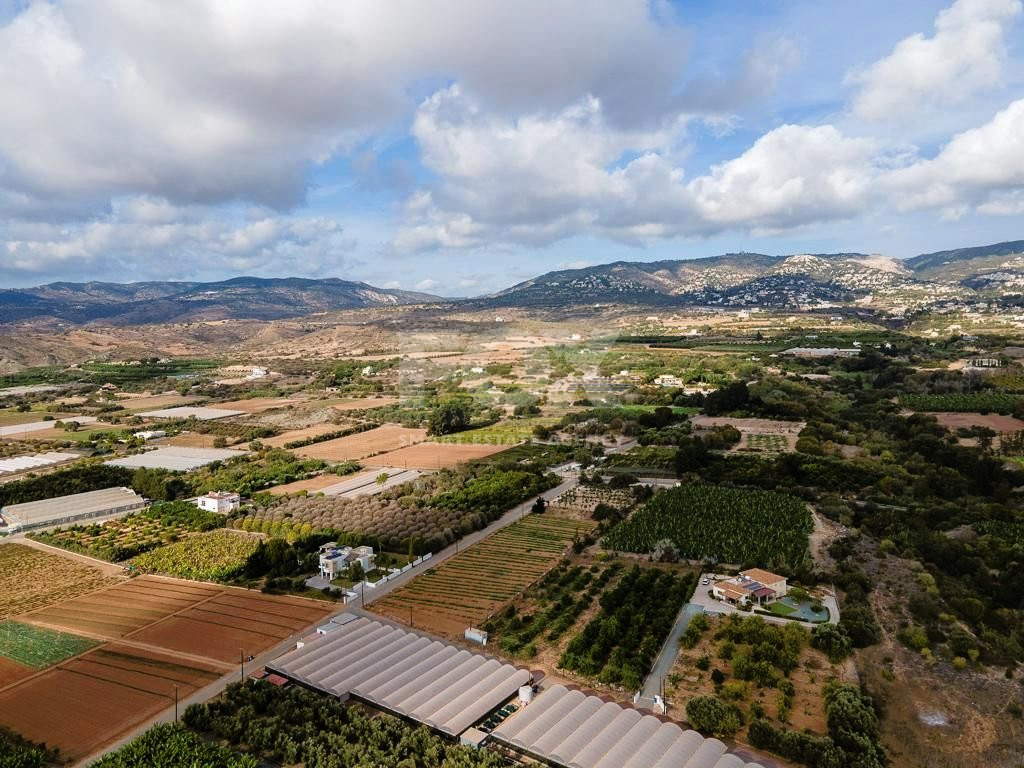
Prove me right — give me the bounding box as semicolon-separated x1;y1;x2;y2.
0;621;98;668
768;601;797;616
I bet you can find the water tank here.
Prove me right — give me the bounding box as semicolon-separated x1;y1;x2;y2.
519;685;534;705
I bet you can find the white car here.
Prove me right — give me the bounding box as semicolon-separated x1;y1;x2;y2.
701;578;710;585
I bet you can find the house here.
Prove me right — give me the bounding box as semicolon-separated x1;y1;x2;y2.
712;568;788;606
653;374;685;388
196;491;241;514
318;542;375;580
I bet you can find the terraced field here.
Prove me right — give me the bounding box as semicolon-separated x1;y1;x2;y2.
371;514;596;638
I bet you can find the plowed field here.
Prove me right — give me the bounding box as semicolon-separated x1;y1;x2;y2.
372;514;595;638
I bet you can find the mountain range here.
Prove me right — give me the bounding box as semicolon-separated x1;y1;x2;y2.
0;277;438;325
2;240;1022;325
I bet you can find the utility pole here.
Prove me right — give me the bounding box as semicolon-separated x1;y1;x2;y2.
240;648;244;682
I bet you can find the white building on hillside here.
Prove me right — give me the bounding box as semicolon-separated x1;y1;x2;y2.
196;491;241;514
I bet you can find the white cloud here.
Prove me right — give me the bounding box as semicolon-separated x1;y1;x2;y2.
0;199;355;283
847;0;1022;121
0;0;703;213
396;87;882;249
415;278;440;292
886;98;1024;212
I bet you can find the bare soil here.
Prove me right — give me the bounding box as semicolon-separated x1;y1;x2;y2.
294;424;427;461
363;441;507;469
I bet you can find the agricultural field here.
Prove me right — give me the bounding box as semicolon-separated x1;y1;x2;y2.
330;396;399;412
0;570;336;763
236;463;558;551
484;561;624;661
0;656;32;688
362;440;508;469
211;397;295;413
131;530;262;581
262;422;350;448
0;643;224;763
601;445;678;474
742;433;789;452
558;565;697;690
436;417;558;446
264;472;361;495
371;513;596;637
0;543;123;620
30;501;225;562
0;621;97;668
127;589;334;663
929;412;1024;433
899;392;1024;414
163;432;223;448
549;485;636;519
26;576;224;638
293;424;426;461
692;415;803;454
603;485;812;571
115;393;202;412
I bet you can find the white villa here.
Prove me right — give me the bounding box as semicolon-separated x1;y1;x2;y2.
712;568;789;606
319;542;375;580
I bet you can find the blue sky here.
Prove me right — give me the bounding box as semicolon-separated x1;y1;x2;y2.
0;0;1022;295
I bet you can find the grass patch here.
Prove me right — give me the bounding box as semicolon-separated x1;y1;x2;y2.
768;601;796;616
0;621;98;668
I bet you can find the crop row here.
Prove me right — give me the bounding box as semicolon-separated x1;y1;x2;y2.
603;484;811;571
900;392;1024;414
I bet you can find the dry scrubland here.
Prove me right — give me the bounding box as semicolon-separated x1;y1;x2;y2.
371;514;595;638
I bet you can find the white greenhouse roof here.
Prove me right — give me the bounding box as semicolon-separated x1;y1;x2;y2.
0;486;145;528
106;446;246;472
0;452;79;475
268;615;532;737
136;406;244;420
490;685;765;768
0;416;98;438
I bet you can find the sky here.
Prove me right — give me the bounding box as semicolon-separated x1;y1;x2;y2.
0;0;1022;296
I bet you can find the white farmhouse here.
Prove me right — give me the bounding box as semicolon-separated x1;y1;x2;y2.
196;491;241;514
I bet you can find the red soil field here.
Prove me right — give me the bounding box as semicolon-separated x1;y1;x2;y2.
128;591;333;663
26;576;221;638
4;576;334;762
0;643;222;763
0;657;31;689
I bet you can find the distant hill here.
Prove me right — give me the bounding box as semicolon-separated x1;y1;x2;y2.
0;277;440;325
4;240;1022;325
476;241;1024;311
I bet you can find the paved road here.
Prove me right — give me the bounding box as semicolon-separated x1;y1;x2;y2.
637;602;705;708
